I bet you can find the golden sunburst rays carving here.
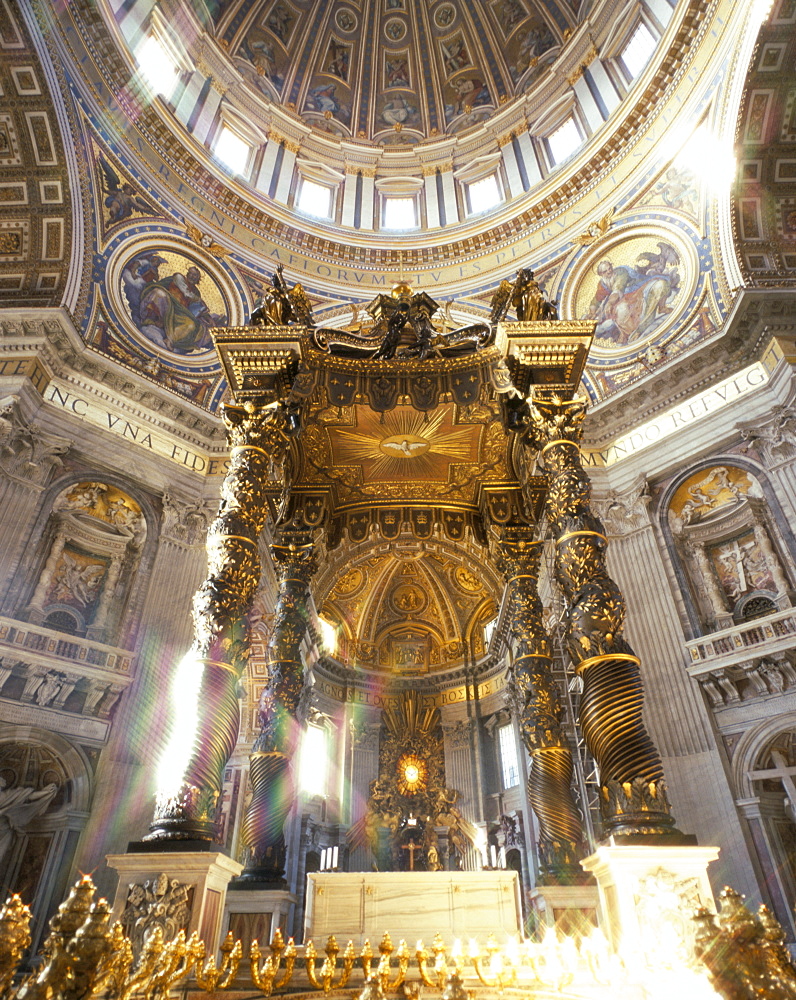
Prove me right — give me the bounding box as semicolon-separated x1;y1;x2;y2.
396;753;427;795
329;406;480;483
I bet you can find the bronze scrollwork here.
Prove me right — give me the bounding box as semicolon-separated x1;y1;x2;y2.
493;528;585;880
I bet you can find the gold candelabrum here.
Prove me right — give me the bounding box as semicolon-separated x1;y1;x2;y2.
4;875;796;1000
249;928;297;995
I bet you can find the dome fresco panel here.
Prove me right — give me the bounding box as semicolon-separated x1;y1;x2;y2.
207;0;571;143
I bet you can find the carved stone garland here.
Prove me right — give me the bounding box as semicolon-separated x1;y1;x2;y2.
237;539;316;883
526;397;675;837
148;399;297;841
494;528;585;880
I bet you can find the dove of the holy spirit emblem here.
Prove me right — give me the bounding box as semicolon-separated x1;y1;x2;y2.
379;434;430;457
329;405;479;482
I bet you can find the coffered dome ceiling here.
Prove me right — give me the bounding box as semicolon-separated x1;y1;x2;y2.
207;0;580;144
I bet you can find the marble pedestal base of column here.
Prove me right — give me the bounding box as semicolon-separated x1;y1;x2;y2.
106;851;243;954
529;883;600;937
224;888;296;954
580;842;719;971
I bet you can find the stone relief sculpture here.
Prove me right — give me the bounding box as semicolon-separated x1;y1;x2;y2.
667;465;792;629
120;872;192;954
26;481;147;639
0;397;70;485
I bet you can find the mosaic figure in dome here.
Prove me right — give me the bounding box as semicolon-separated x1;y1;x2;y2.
434;4;455;28
440;35;471;75
647;165;699;215
305;82;351;125
266;1;295;44
445;76;490;121
583;241;681;347
98;155;153;224
325;39;351;82
510;22;556;82
493;0;528;33
238;33;284;89
335;9;356;32
122;253;226;354
385;55;410;88
380;94;419;128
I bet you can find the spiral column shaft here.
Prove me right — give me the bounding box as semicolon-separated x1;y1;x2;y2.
495;530;585;880
148;399;296;842
238;541;316;883
527;397;675;838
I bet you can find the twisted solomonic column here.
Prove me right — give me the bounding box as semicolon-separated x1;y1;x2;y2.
525;397;676;838
237;539;316;884
494;528;586;881
148;399;298;842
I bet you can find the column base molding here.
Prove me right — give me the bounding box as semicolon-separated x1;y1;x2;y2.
580;843;719;967
106;850;243;953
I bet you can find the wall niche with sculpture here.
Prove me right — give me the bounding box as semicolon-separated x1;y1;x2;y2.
0;734;92;952
20;481;146;643
666;464;794;634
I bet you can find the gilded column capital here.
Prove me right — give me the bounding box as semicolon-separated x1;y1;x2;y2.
222;397;299;456
526;396;587;451
270;539;318;586
268;131;301;154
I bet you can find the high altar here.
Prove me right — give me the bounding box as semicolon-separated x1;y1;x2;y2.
96;270;734;995
304;872;522;944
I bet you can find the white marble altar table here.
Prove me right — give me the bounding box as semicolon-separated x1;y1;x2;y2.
304;871;521;945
